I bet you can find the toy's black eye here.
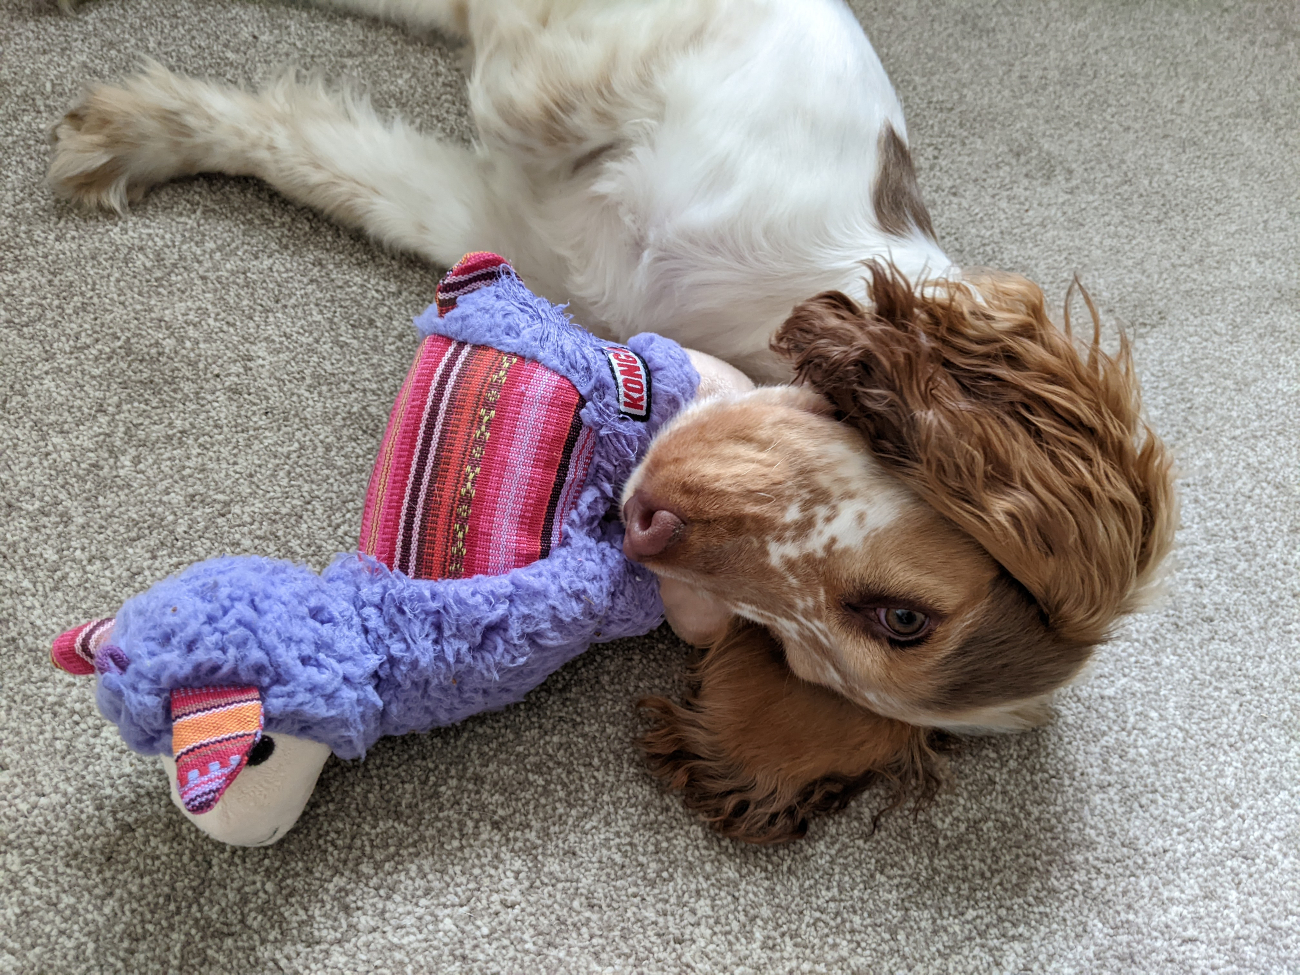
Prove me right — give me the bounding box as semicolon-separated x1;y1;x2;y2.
878;607;929;638
246;735;276;766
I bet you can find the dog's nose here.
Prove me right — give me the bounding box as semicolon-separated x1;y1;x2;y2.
622;490;685;561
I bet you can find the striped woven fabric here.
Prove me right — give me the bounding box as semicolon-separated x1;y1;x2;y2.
170;686;263;814
435;252;512;317
50;617;116;676
360;335;596;580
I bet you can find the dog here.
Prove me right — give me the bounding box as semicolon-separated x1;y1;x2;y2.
47;0;1177;842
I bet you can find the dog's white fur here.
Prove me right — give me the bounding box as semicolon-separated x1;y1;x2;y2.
47;0;951;382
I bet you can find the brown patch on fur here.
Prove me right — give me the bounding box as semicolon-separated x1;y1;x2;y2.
640;621;943;843
570;140;624;174
872;123;936;241
773;263;1177;648
445;0;470;36
929;572;1092;712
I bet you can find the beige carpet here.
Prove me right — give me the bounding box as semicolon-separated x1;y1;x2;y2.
2;0;1297;972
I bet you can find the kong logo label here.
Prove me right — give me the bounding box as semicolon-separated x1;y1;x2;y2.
604;347;651;420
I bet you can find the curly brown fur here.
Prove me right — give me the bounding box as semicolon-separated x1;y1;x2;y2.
639;621;943;844
772;262;1178;647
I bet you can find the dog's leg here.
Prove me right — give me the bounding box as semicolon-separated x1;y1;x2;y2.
47;62;498;266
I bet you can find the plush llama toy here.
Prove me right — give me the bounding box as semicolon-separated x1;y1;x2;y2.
50;253;699;846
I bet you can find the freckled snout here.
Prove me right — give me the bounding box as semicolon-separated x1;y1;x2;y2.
622;490;685;561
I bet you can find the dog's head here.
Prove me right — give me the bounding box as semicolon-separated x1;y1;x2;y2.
627;263;1176;838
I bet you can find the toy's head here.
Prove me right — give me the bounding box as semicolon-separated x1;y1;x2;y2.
51;556;375;845
50;254;703;845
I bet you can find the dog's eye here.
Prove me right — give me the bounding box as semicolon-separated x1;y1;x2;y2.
878;607;929;639
842;597;934;644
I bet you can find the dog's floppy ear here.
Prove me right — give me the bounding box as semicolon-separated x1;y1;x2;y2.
640;621;939;843
772;263;1176;646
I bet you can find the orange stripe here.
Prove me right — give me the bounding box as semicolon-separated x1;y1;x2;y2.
171;701;262;752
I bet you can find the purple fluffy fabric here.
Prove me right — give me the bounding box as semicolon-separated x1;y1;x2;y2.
94;271;698;759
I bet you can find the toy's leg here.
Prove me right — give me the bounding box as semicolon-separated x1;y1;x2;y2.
47;61;497;266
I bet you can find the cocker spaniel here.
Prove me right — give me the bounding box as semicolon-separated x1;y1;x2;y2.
47;0;1177;842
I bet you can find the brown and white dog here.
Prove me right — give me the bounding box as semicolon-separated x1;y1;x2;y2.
47;0;1177;842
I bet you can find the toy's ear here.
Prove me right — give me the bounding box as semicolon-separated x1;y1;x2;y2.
169;686;264;815
51;617;118;675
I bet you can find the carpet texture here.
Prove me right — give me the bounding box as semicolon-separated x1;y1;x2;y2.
1;0;1296;972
